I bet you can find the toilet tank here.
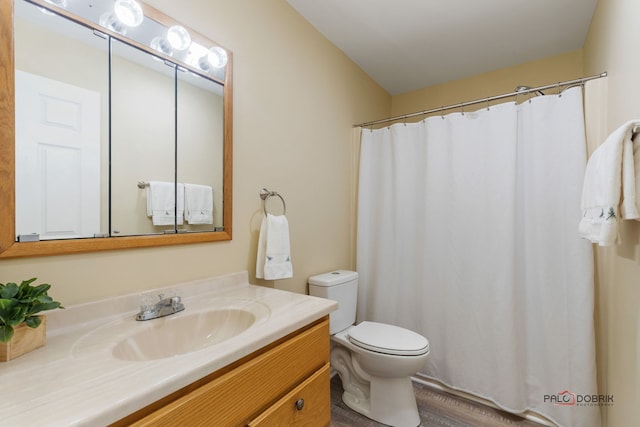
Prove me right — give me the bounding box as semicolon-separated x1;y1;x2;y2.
308;270;358;334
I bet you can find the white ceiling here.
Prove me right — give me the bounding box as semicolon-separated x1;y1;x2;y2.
286;0;599;95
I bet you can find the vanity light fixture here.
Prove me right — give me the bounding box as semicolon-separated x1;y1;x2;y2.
113;0;144;28
167;25;192;51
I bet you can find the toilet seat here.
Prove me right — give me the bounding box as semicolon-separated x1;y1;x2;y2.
348;321;429;356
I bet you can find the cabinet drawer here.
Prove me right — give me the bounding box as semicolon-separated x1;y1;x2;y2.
248;363;330;427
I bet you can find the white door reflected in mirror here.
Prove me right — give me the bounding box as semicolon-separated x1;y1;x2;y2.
15;70;101;240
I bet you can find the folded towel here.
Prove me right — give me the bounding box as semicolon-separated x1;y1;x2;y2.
579;120;640;245
256;214;293;280
146;181;184;226
184;184;213;224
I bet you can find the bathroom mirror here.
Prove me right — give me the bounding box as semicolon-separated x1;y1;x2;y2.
110;38;177;237
0;0;233;258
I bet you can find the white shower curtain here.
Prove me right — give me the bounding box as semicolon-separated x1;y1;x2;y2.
357;87;599;427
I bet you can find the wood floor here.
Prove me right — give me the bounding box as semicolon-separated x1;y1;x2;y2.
330;376;544;427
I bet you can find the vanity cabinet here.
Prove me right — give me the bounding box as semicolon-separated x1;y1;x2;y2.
111;317;331;427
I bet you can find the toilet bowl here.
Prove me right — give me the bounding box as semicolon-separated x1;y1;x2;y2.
331;322;429;427
308;271;430;427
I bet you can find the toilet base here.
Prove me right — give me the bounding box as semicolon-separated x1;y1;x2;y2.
330;327;427;427
341;375;420;427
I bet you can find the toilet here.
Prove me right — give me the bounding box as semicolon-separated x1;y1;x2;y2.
308;270;429;427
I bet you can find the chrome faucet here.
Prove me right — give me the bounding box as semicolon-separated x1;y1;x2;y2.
136;293;185;321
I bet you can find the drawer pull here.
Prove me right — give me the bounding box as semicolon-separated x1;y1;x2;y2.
295;398;304;411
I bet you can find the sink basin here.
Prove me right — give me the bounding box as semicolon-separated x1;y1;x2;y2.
113;308;257;361
72;297;271;361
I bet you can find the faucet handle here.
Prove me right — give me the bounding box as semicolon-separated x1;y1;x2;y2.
139;293;156;313
170;295;182;308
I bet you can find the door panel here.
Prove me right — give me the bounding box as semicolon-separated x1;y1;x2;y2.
15;70;101;240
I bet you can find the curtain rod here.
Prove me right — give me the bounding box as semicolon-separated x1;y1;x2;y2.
353;72;607;128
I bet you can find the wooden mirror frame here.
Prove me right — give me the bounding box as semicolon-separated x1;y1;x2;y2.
0;0;233;258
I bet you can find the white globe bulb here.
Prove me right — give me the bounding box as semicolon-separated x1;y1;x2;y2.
114;0;144;28
207;47;228;68
167;26;192;51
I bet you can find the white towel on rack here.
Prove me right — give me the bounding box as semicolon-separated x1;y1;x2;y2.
579;120;640;245
256;214;293;280
146;181;184;226
184;184;213;224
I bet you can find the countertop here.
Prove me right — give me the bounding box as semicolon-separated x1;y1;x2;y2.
0;271;337;426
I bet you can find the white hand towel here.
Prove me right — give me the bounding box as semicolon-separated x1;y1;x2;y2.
256;214;293;280
146;181;184;226
579;120;640;245
184;184;213;224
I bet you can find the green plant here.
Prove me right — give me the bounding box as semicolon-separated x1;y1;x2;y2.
0;278;64;343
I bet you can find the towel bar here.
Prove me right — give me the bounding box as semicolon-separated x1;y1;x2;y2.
260;188;286;215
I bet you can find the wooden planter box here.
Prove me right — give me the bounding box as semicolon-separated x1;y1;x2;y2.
0;316;46;362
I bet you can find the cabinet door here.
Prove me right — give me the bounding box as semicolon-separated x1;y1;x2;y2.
123;319;329;427
248;364;330;427
110;39;175;237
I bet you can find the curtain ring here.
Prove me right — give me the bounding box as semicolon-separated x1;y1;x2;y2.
441;107;445;119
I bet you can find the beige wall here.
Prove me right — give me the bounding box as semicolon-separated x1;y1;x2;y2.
391;49;584;118
584;0;640;425
2;0;390;304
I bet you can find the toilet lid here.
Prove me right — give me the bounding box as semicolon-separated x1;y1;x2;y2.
348;321;430;356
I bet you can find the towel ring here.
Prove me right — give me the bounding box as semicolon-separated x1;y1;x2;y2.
260;188;286;215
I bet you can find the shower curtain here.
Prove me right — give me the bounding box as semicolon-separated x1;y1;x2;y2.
356;87;599;427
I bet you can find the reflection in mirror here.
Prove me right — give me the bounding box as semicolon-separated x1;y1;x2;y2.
0;0;233;258
110;39;176;236
177;72;225;233
14;0;109;240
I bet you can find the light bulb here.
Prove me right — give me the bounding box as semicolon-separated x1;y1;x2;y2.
114;0;144;27
99;12;127;35
207;47;228;68
167;26;191;51
150;37;173;56
197;55;211;71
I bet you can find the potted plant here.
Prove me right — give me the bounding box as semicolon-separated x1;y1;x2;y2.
0;278;64;361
